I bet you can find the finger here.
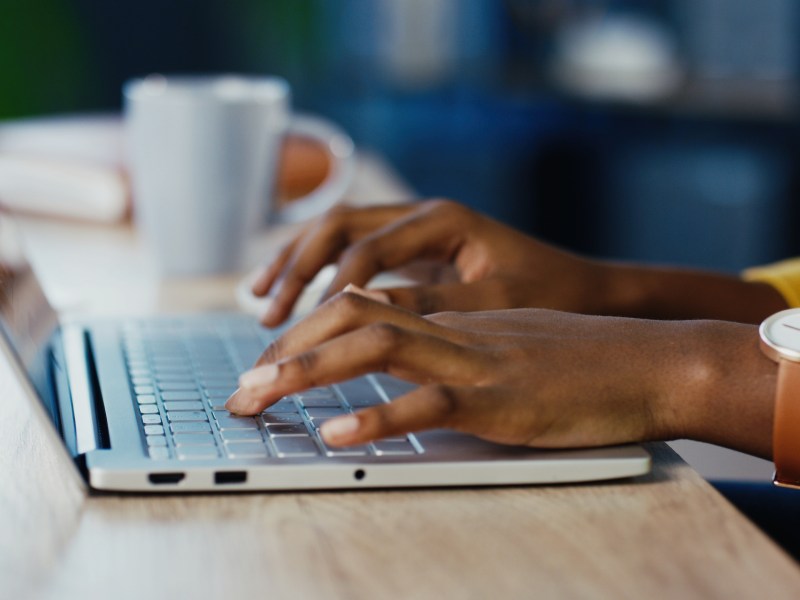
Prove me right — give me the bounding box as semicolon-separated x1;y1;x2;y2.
319;384;481;446
263;204;415;326
226;321;484;415
343;283;392;305
251;237;303;297
379;279;516;315
255;291;463;368
321;202;471;302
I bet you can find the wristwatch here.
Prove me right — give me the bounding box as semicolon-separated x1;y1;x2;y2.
760;308;800;488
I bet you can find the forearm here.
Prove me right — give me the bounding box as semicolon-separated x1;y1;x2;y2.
602;263;787;324
656;320;777;459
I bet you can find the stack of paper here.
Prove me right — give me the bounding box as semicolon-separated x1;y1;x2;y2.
0;115;129;223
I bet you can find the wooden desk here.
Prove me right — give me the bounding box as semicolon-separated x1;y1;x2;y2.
2;155;800;599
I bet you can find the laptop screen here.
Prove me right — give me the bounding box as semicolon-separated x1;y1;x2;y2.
0;212;60;424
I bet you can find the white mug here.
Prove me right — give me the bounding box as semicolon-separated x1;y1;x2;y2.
124;74;355;276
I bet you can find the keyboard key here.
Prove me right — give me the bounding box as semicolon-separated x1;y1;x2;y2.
220;429;263;442
373;440;417;455
170;422;212;434
148;446;171;460
158;382;198;391
164;400;205;411
151;357;189;366
260;412;303;425
200;378;238;389
335;378;385;407
199;369;238;378
146;435;167;446
272;436;319;457
321;443;370;457
173;433;216;446
305;407;347;420
207;399;230;410
216;416;258;430
129;370;152;379
139;405;159;414
144;424;165;435
224;442;269;458
131;376;152;386
134;385;155;395
262;398;298;413
204;388;236;398
137;394;157;404
177;446;219;460
267;423;310;436
167;411;208;422
155;374;195;383
380;435;409;443
142;414;162;424
154;367;193;376
297;394;344;408
161;391;202;401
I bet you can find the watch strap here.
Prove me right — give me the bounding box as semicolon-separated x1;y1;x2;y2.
773;359;800;487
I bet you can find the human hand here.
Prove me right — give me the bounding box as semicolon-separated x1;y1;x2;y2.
251;200;613;327
226;291;775;455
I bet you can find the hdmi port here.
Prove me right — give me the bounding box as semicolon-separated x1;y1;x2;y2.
149;472;186;485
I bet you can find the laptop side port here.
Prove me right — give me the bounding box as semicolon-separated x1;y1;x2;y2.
148;472;186;485
214;471;247;485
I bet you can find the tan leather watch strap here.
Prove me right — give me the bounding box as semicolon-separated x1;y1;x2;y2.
773;359;800;487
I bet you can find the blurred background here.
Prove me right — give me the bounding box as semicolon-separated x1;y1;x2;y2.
3;0;800;273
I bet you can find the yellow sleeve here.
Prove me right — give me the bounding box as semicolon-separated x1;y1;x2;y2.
743;258;800;308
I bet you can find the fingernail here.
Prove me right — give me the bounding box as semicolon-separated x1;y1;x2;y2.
320;415;360;443
225;388;244;413
239;364;278;390
344;283;391;305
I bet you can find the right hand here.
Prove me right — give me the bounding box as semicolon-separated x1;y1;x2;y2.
227;290;776;459
252;199;614;326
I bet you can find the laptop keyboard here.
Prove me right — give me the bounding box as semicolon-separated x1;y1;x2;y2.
120;319;423;461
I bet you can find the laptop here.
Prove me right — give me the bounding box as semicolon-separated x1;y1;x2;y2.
0;214;650;492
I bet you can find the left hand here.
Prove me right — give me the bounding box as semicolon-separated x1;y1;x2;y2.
224;291;766;451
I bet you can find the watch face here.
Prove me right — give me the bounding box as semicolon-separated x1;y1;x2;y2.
760;308;800;362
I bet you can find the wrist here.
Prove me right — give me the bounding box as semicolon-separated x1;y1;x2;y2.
654;320;776;458
597;264;788;323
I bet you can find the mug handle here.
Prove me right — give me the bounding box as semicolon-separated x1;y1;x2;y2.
273;114;356;224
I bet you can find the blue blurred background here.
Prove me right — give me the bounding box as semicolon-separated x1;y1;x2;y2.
3;0;800;273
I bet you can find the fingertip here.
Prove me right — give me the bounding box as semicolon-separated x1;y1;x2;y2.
258;299;280;326
251;270;275;297
225;388;250;415
261;294;296;327
320;414;361;446
251;279;266;297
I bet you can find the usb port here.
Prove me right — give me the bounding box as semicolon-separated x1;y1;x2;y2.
215;471;247;485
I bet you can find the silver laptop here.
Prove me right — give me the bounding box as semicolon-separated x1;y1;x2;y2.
0;215;650;492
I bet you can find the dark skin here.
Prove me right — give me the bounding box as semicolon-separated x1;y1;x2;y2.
251;200;786;326
227;200;787;458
